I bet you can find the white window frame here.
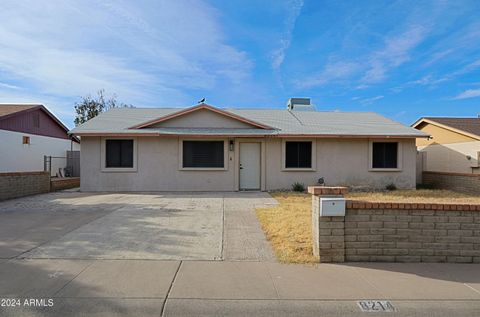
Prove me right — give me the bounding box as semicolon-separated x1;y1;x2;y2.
178;138;228;171
281;139;317;171
368;139;402;172
101;137;138;172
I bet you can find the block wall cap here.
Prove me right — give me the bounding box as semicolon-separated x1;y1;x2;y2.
346;200;480;211
308;186;349;196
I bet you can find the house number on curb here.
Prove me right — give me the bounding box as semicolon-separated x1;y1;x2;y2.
357;300;395;312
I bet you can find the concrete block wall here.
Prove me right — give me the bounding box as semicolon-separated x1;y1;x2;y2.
310;186;349;262
0;171;50;201
316;202;480;263
50;177;80;191
423;171;480;195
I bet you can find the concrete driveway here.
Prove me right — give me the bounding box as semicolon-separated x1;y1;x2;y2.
0;191;277;261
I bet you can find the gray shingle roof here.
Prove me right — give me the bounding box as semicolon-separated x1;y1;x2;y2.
70;106;427;137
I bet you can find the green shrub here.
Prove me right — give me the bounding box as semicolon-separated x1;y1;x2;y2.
291;182;306;192
385;183;397;191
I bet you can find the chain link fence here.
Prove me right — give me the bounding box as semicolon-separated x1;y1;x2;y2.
44;151;80;177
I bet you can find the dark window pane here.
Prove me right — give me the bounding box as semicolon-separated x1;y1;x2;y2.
120;140;133;167
285;141;312;168
372;142;398;168
106;140;134;168
183;141;224;168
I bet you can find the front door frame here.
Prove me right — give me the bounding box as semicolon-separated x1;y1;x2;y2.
234;138;266;191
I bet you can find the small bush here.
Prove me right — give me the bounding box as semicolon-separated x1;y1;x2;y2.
416;183;436;190
291;182;306;192
385;183;397;191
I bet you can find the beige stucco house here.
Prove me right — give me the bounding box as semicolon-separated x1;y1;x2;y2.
70;99;426;192
413;117;480;174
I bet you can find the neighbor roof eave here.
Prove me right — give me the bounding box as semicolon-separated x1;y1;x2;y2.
412;118;479;140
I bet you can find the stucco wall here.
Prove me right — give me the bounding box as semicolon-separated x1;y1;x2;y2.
0;129;80;174
418;141;480;174
81;136;416;191
81;136;236;191
265;138;416;190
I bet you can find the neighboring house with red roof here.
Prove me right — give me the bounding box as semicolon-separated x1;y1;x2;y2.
412;117;480;175
0;104;80;174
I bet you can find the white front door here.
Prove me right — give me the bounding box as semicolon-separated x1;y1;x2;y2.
239;142;261;190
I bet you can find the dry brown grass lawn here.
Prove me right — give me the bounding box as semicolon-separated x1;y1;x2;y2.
256;192;317;263
256;189;480;263
346;189;480;204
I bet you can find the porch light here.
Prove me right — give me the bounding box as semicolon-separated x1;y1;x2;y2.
229;140;234;151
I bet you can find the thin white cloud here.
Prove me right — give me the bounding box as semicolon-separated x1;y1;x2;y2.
423;48;455;67
297;24;430;88
297;61;360;88
422;22;480;67
359;95;384;105
395;58;480;93
452;89;480;100
355;84;369;90
0;0;253;108
0;82;20;90
271;0;304;70
362;25;429;83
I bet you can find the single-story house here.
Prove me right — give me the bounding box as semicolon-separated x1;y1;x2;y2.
412;117;480;174
70;98;427;192
0;104;80;175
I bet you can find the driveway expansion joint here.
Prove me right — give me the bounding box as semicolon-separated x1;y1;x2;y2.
160;260;182;317
52;261;94;297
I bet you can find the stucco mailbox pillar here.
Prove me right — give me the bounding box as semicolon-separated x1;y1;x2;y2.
308;186;348;263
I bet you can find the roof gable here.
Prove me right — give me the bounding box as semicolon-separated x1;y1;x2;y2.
129;104;274;130
413;117;480;140
0;104;79;142
0;104;39;118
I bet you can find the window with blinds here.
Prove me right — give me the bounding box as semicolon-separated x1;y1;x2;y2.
285;141;312;168
182;141;224;168
105;139;134;168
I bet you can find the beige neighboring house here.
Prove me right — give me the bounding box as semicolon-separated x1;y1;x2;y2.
412;117;480;175
70;99;426;192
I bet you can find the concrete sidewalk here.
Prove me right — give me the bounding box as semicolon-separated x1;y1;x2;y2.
1;259;480;316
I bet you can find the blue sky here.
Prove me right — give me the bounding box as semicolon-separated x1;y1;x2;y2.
0;0;479;128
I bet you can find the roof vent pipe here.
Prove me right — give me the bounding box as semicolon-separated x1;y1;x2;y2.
287;98;315;111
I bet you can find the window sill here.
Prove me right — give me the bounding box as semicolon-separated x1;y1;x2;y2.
180;167;227;171
101;167;137;173
282;168;316;172
369;168;402;172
